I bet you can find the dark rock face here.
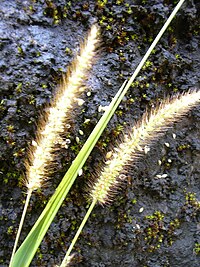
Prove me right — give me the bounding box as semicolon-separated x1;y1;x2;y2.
0;1;199;266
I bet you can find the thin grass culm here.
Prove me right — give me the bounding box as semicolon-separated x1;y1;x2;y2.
60;89;200;266
9;25;99;267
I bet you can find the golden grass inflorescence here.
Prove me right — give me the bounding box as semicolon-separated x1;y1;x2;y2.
90;90;200;204
25;25;99;192
9;25;99;267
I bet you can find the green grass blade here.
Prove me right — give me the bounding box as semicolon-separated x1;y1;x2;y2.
11;1;185;265
11;81;127;267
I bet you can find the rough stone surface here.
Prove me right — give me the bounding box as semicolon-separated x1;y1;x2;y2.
0;0;200;266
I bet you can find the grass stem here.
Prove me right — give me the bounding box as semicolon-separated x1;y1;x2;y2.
9;190;32;267
60;199;97;267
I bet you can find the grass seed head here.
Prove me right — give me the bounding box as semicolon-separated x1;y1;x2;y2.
25;25;99;192
90;90;200;204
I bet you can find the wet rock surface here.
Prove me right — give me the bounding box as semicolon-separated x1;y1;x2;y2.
0;0;199;266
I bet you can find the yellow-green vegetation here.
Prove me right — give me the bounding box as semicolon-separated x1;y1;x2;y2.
142;211;181;252
96;0;108;9
194;243;200;255
144;211;165;252
177;143;191;151
43;1;71;24
15;83;22;94
182;192;200;219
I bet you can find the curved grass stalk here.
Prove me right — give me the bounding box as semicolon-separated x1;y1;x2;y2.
60;200;96;267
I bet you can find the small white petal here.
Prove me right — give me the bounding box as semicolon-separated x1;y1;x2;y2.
144;145;150;154
87;91;91;96
32;140;37;147
79;129;84;135
139;207;144;213
136;224;140;229
78;169;83;176
84;119;90;124
106;151;112;159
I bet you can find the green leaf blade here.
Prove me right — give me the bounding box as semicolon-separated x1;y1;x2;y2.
11;81;127;267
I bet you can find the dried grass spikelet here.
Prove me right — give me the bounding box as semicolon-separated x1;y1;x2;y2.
90;90;200;205
25;24;99;192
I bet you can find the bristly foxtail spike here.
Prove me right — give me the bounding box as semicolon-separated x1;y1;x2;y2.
9;25;99;267
25;24;99;192
89;90;200;205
